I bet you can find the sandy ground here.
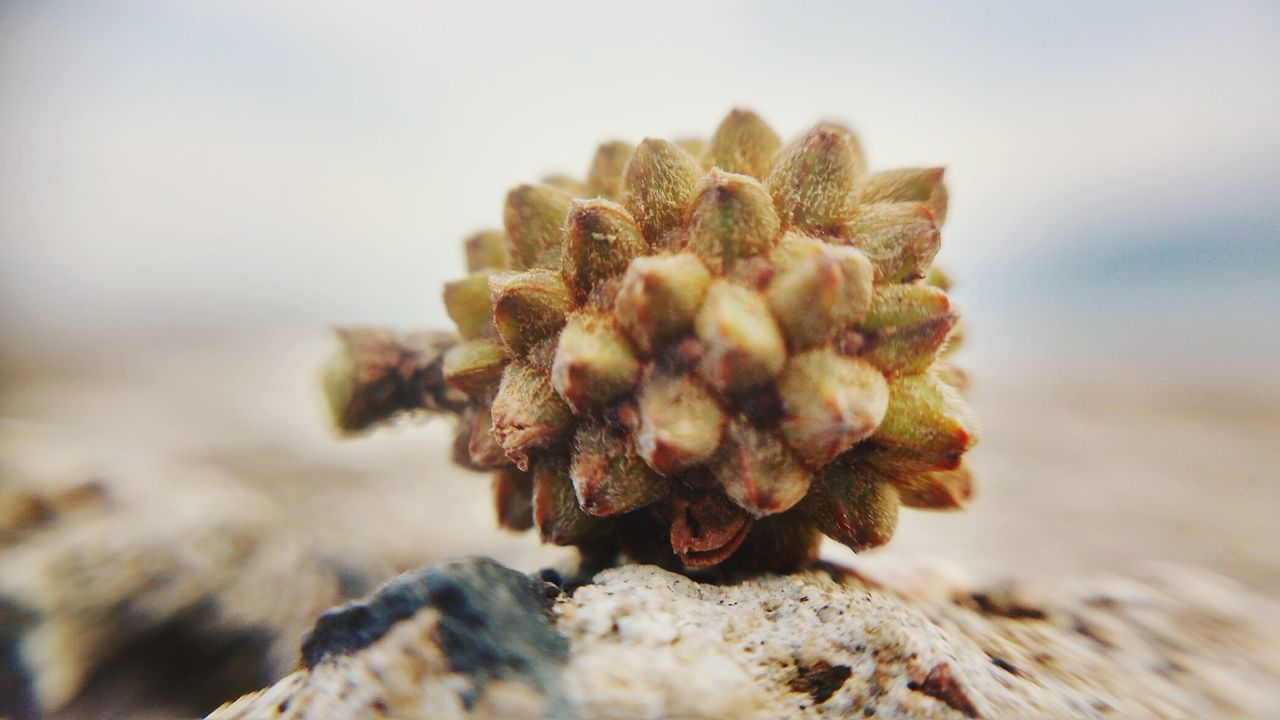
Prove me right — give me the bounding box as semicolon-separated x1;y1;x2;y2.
3;329;1278;596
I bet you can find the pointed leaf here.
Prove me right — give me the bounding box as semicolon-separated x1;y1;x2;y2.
621;138;701;242
777;350;889;466
504;183;573;268
712;417;810;516
614;253;712;355
706;109;781;179
695;281;786;395
570;422;667;516
685;170;781;272
490;362;574;471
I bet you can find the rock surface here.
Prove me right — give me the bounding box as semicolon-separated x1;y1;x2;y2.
210;558;1280;720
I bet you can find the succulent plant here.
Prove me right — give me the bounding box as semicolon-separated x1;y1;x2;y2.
328;109;977;571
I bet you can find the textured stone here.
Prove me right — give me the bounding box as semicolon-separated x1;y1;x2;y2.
212;561;1280;720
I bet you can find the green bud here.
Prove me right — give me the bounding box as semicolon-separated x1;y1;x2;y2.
669;491;753;568
465;403;507;468
323;329;461;433
767;124;863;231
832;202;940;283
614;253;712;355
858;167;949;226
493;467;534;532
465;230;512;273
443;272;494;339
570;422;666;517
871;372;978;470
542;173;587;197
924;266;953;291
504;183;573;268
942;317;965;356
676;137;706;159
561;198;647;295
860;284;957;376
894;463;973;510
766;235;874;349
935;362;969;392
532;454;606;545
633;370;726;475
695;281;786;395
489;270;574;357
621;138;701;243
684;170;781;272
802;463;899;552
586;141;634;200
551;312;641;413
706;109;781;180
441;338;507;398
712;417;810;517
777;350;889;467
490;361;574;471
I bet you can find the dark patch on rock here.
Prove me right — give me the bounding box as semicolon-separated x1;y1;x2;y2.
908;662;981;718
0;600;40;720
789;660;852;704
0;594;40;717
301;556;574;717
963;588;1047;621
989;656;1021;676
56;601;274;720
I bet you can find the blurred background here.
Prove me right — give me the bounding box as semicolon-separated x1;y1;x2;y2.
2;1;1278;717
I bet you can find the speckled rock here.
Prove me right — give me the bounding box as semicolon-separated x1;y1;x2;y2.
209;557;572;720
211;560;1280;720
0;470;357;720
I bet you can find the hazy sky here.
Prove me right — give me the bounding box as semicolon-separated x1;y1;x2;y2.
2;1;1277;368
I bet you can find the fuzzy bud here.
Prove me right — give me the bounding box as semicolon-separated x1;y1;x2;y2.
613;253;712;355
490;362;574;471
465;230;512;273
551;313;641;412
467;404;508;468
443;272;494;339
706;109;781;180
695;281;786;395
777;350;889;467
925;266;953;290
860;284;957;376
871;373;978;470
767;235;874;349
767;124;863;231
684;170;781;272
935;362;969;392
323;329;461;433
570;422;666;517
712;417;810;517
676;137;706;159
504;184;574;268
543;174;587;196
894;462;973;510
493;467;534;532
532;455;606;545
633;370;726;475
622;138;701;242
441;338;507;398
561;198;647;295
858;167;949;226
489;270;574;357
586;141;633;200
833;202;940;283
802;464;899;551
